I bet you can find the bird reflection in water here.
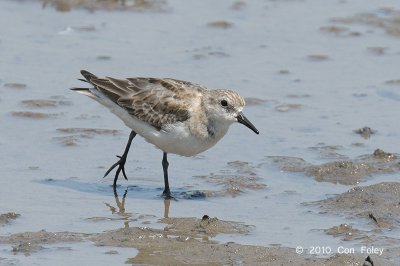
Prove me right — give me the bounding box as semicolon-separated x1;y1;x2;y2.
104;186;130;228
105;186;171;228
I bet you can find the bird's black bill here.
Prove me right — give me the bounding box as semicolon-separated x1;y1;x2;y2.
237;112;259;134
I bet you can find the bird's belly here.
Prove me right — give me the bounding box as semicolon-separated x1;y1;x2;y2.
151;133;215;156
109;107;219;156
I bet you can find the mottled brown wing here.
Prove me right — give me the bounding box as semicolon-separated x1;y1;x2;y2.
79;70;205;130
117;78;204;130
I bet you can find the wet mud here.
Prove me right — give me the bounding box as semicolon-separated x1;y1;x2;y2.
243;97;268;106
56;128;121;136
367;47;387;55
268;149;400;185
195;161;266;197
39;0;168;12
319;25;361;37
10;111;59;119
0;213;20;226
2;185;399;264
1;225;395;265
189;46;230;60
354;127;377;139
207;20;234;29
21;99;71;108
313;182;400;229
93;228;366;266
324;224;362;241
3;83;27;89
275;103;303;112
307;181;400;256
331;7;400;37
54;128;122;146
0;230;83;255
307;54;330;62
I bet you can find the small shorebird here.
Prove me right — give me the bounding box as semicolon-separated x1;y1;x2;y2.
72;70;259;197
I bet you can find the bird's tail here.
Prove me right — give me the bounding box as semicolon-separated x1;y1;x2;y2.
70;70;100;99
80;70;98;83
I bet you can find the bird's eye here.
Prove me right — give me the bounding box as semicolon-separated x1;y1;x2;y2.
220;100;228;107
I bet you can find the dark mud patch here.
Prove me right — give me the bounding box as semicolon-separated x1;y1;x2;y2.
308;144;348;160
10;111;59;119
0;230;84;255
385;79;400;85
275;103;303;112
286;93;311;98
21;99;72;108
160;215;250;238
307;54;329;61
313;182;400;229
367;46;387;55
267;149;400;185
320;25;349;34
319;25;361;37
231;1;246;11
0;213;20;226
195;161;266;197
3;83;27;89
189;46;230;60
53;135;80;146
54;128;122;146
74;114;101;120
244;97;268;106
331;7;400;38
40;0;168;12
322;223;400;246
56;128;121;136
96;55;112;61
278;69;290;74
354;126;377;139
172;190;207;200
207;20;234;29
325;224;362;241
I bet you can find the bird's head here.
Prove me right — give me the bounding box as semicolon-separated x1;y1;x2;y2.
205;89;259;135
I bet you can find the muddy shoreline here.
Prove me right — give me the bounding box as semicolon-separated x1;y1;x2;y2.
2;180;400;264
1;210;398;265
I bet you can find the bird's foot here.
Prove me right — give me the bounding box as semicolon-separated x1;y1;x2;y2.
162;189;172;199
104;155;128;187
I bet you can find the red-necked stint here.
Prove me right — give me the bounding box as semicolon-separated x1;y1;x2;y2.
72;70;259;198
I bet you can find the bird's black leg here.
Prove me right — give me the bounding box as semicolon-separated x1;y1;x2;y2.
104;130;136;187
162;152;171;198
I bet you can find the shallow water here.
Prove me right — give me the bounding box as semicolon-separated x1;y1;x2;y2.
1;0;400;264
